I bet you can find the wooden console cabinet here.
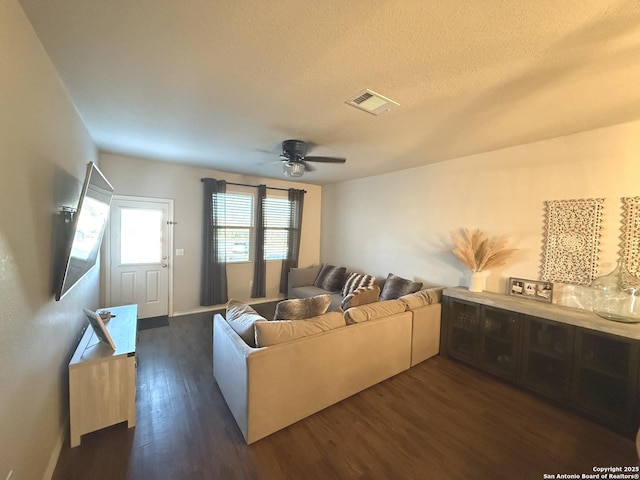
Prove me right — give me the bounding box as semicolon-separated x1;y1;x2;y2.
69;304;138;447
442;288;640;436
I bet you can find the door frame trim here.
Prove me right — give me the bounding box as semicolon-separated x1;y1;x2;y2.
103;195;175;317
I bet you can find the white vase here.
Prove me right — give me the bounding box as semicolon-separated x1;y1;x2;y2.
469;272;486;292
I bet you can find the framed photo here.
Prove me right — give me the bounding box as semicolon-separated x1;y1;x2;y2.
507;277;553;303
83;308;116;350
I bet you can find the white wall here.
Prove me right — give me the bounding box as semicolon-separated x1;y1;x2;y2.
0;1;100;479
321;120;640;308
99;153;322;315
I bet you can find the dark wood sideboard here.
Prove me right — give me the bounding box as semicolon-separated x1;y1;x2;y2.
441;287;640;437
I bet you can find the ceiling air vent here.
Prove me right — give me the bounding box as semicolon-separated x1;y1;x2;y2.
346;89;399;116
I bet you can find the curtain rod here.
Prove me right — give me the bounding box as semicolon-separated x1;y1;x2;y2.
200;178;306;193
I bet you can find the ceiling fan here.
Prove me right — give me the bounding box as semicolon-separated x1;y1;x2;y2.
279;139;346;177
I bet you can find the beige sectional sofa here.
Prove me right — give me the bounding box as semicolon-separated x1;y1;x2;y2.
212;289;442;444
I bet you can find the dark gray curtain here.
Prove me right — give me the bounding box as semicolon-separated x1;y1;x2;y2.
280;188;305;294
251;185;267;298
200;178;228;306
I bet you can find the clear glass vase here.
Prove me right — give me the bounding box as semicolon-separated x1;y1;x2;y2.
591;260;640;323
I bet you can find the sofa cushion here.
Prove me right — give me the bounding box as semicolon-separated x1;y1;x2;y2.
254;311;346;347
379;273;423;301
344;299;407;325
313;264;347;292
341;285;381;310
341;272;376;296
225;299;267;347
399;287;443;310
290;285;332;297
289;264;322;287
273;294;331;320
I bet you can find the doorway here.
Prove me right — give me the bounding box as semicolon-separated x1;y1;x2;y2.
106;196;174;319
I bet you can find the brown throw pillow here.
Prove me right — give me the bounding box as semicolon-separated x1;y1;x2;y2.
313;264;347;292
273;294;332;320
379;273;423;301
341;285;381;310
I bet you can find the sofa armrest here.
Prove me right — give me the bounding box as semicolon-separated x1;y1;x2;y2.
213;314;261;441
287;264;321;297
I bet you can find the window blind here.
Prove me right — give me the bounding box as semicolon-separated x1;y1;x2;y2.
263;197;291;260
215;192;253;262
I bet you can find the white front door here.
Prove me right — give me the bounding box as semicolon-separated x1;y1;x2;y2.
107;196;173;319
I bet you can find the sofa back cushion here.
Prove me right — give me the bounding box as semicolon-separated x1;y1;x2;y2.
399;287;443;310
341;272;376;296
340;285;380;310
226;299;268;347
254;311;346;347
289;264;322;287
313;264;347;292
379;273;423;300
274;294;331;320
344;299;407;325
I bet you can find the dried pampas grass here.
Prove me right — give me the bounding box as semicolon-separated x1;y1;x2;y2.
450;228;517;272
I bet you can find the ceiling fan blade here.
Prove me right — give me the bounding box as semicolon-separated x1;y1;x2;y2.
304;156;346;163
302;161;315;172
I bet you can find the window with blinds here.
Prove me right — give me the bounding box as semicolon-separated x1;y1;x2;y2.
263;197;291;260
215;192;253;262
214;192;291;263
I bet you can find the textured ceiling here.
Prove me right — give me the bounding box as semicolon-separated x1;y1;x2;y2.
18;0;640;185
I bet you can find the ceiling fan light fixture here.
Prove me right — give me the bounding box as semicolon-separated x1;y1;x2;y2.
283;161;304;177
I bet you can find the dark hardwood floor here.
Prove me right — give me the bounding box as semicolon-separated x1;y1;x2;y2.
53;311;637;480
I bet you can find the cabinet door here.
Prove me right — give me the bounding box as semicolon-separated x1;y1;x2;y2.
571;329;638;430
520;316;574;401
478;306;520;380
445;298;481;364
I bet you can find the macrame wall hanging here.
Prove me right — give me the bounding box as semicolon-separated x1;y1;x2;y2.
540;198;604;286
620;196;640;280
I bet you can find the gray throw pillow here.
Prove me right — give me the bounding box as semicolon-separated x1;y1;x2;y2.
313;264;347;292
379;273;423;301
273;294;332;320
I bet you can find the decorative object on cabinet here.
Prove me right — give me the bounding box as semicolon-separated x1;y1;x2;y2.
541;198;604;286
507;277;553;303
469;271;487;293
449;228;517;292
620;196;640;280
591;260;640;323
83;308;116;350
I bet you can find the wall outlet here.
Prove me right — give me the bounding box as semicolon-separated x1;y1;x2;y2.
249;280;253;288
175;248;184;256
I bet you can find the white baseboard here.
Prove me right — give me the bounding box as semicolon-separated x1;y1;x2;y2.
43;417;67;480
